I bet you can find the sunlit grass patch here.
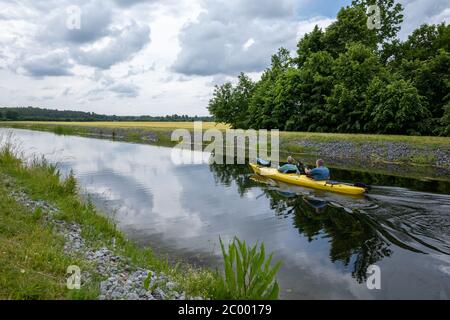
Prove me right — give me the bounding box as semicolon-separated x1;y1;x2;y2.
4;121;230;130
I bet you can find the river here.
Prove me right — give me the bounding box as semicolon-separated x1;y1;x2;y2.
2;128;450;299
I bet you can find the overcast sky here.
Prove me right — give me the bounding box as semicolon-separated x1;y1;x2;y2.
0;0;449;116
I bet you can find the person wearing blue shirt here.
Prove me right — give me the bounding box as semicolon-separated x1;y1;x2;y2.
305;159;330;181
278;156;300;174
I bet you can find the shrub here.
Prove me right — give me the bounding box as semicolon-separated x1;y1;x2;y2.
215;237;281;300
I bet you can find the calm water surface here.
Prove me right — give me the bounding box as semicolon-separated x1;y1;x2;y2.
2;128;450;299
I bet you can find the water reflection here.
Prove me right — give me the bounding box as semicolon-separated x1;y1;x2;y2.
2;128;450;299
209;161;450;292
210;164;393;284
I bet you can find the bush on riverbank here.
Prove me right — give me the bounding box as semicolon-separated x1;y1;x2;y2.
215;238;281;300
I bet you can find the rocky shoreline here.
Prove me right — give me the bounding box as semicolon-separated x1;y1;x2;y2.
8;180;201;300
293;140;450;169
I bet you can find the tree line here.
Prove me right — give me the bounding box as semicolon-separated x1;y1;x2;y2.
208;0;450;136
0;107;213;122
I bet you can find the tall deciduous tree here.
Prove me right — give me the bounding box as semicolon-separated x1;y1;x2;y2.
352;0;404;45
326;43;382;132
208;73;255;129
365;77;430;134
323;5;378;56
207;0;449;136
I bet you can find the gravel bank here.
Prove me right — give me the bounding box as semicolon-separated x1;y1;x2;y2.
7;179;200;300
294;140;450;169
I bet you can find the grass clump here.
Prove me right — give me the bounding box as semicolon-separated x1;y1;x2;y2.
409;153;437;165
215;237;281;300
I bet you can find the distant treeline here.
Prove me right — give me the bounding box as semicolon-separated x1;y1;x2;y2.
208;0;450;136
0;107;213;122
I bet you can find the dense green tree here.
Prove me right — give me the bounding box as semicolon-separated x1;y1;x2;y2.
365;77;430;134
0;106;213;122
352;0;404;45
323;5;378;56
288;51;335;132
270;68;303;130
441;103;450;136
349;0;403;63
326;43;382;132
5;110;19;120
398;23;450;62
295;25;325;68
207;0;449;136
247;48;293;129
208;73;255;129
399;49;450;120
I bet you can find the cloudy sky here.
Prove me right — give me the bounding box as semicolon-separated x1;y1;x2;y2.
0;0;449;116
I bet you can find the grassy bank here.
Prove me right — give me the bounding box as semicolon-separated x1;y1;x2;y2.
1;121;449;179
3;120;449;143
0;143;222;299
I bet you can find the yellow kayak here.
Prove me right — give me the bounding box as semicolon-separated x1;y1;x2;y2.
249;163;367;195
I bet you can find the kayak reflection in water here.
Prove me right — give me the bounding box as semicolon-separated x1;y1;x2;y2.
305;159;330;181
276;189;328;214
303;197;328;214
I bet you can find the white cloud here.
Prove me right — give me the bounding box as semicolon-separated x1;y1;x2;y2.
21;51;73;77
42;2;113;45
0;0;449;115
73;21;151;69
243;38;255;51
172;0;333;76
399;0;450;39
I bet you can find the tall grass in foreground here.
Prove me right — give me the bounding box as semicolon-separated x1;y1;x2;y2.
215;237;281;300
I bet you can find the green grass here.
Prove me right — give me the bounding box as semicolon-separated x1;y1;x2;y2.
3;121;449;146
125;132;143;142
0;177;97;299
409;153;438;165
0;142;224;299
280;131;450;146
52;125;79;136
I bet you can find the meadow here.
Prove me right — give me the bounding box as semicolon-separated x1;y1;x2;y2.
4;121;230;130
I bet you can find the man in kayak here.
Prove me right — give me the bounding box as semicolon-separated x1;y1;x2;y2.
278;156;300;174
305;159;330;181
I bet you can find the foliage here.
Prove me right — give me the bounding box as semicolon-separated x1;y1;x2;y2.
365;77;429;134
208;73;255;129
208;1;449;136
0;106;213;122
352;0;404;45
215;237;281;300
